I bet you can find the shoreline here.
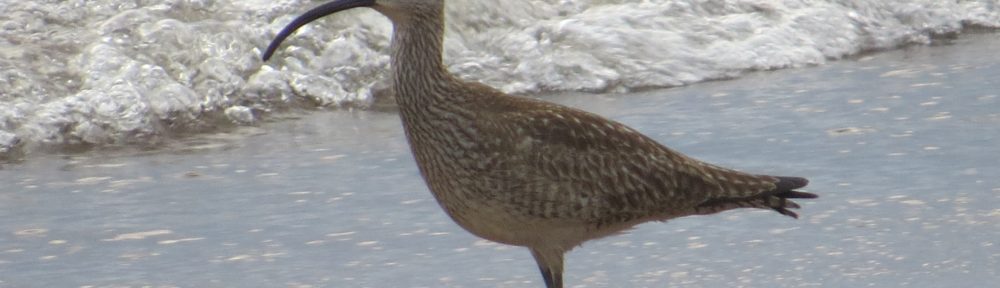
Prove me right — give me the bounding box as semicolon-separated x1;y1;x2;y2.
1;33;998;287
2;29;998;164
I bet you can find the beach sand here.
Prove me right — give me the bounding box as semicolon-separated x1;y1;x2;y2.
1;33;998;287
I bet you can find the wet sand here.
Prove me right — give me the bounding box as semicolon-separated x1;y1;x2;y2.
1;33;998;287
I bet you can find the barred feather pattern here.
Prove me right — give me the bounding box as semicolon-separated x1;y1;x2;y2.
265;1;816;287
386;5;816;248
367;1;815;287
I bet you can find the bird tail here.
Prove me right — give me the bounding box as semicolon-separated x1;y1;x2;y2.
695;176;817;218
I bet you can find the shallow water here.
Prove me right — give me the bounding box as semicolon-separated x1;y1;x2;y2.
1;34;998;287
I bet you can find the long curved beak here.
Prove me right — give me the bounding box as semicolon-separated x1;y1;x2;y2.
262;0;376;61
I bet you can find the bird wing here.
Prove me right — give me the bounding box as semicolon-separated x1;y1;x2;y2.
471;95;779;224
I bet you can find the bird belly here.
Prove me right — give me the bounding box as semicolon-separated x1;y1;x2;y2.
441;200;594;248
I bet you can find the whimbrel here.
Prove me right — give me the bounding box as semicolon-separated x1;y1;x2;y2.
262;1;817;287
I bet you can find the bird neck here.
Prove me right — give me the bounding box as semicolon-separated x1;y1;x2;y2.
388;9;453;109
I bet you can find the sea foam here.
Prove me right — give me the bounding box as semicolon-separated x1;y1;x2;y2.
1;0;998;158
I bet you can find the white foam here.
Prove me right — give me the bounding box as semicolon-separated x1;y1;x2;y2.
1;0;998;157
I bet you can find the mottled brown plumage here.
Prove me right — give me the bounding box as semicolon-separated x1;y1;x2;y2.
262;1;817;287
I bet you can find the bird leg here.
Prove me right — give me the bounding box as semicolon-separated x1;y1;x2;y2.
530;248;564;288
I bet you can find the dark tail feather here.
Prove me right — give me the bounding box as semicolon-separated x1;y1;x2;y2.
777;190;819;199
695;175;817;219
768;176;817;218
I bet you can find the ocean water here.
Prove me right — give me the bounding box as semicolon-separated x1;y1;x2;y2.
1;0;999;159
1;32;997;287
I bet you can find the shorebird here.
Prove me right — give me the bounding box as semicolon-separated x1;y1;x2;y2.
262;1;817;287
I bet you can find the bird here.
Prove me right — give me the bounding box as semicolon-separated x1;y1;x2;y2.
262;1;817;287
